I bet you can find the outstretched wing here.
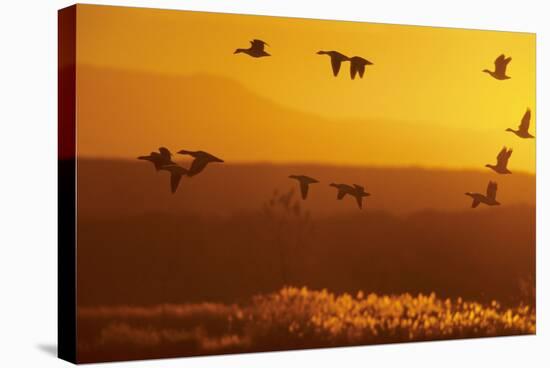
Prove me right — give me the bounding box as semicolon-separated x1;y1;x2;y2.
170;172;182;194
250;39;267;50
494;54;509;75
486;181;498;201
350;62;358;79
337;188;347;200
471;198;480;208
355;195;363;209
496;147;512;166
356;63;366;79
188;158;209;177
519;108;531;132
299;181;309;200
331;57;343;77
494;55;504;74
353;184;364;192
158;147;171;159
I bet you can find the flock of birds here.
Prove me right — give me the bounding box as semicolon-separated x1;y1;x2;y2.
234;39;374;79
138;40;534;210
138;148;223;193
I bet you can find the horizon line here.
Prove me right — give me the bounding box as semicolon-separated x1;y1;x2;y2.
72;156;536;176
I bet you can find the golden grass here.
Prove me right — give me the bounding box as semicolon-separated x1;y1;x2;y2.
78;287;535;362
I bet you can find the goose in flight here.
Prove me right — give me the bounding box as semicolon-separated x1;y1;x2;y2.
137;147;175;171
350;184;371;209
330;183;370;209
506;108;535;138
486;147;513;174
234;39;270;58
289;175;319;200
330;183;355;200
349;56;373;80
177;150;224;177
465;181;501;208
317;51;349;77
159;164;189;194
483;54;512;80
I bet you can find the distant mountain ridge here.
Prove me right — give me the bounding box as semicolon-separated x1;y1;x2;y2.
75;65;535;171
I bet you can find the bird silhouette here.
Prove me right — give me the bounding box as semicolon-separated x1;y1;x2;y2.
329;183;355;199
350;184;371;209
483;54;512;80
348;56;373;80
317;51;349;77
506;108;535;138
159;164;189;194
137;147;175;171
289;175;319;200
330;183;370;209
486;147;513;174
465;181;501;208
177;150;224;177
234;39;270;58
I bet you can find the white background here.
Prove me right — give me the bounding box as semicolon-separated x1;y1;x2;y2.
0;0;547;366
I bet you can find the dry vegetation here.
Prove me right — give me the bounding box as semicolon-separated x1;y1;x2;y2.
77;287;535;362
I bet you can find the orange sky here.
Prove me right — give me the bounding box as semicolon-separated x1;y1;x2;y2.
74;4;536;173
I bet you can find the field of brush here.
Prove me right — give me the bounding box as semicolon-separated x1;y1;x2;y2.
77;287;535;362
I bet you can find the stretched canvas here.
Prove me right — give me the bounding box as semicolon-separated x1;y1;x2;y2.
58;4;536;363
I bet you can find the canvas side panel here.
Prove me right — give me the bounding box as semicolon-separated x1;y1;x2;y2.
58;4;77;364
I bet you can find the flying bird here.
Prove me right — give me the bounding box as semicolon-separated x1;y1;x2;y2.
348;56;373;80
486;147;513;174
506;108;535;138
137;147;175;171
350;184;371;209
330;183;370;209
177;150;224;177
289;175;319;200
483;54;512;80
317;51;349;77
329;183;355;200
465;181;501;208
234;39;270;58
159;164;189;194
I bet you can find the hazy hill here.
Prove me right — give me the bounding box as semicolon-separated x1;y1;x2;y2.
76;159;535;218
77;201;535;307
75;65;536;170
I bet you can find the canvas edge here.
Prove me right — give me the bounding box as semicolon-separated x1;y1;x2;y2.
58;3;78;364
